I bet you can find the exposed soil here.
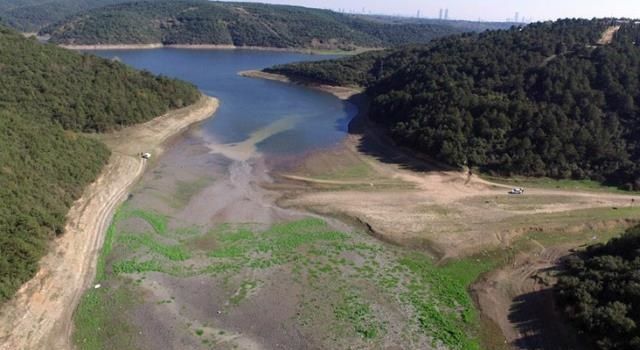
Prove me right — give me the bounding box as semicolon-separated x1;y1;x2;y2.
0;96;218;350
471;245;593;350
270;88;640;260
597;25;621;45
97;116;333;349
8;64;637;350
248;72;640;349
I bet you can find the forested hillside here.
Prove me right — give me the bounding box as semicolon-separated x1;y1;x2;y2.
0;26;199;302
366;15;516;32
556;225;640;349
268;19;640;190
0;0;160;32
40;1;468;49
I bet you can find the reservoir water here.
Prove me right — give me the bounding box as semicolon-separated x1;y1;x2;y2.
95;49;356;156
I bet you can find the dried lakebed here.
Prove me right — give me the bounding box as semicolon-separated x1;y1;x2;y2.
65;48;497;350
72;49;640;350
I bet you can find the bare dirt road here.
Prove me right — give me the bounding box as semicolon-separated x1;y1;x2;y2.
0;96;218;350
471;242;603;350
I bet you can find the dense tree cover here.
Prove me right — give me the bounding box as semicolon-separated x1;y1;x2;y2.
40;0;471;49
0;109;110;302
269;19;640;189
0;0;163;32
556;225;640;349
0;26;199;302
0;27;200;132
266;47;423;87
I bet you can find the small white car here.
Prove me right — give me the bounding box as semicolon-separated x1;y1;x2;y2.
509;188;525;195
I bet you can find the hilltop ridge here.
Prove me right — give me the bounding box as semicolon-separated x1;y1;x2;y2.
37;1;503;50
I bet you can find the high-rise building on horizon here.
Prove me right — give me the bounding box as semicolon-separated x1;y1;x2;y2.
439;8;443;20
515;12;520;22
445;8;449;20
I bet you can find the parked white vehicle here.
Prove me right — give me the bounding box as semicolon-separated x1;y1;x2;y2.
509;188;525;195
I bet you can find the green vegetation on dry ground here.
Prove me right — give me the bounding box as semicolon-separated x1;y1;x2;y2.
74;205;508;349
0;25;200;303
74;199;640;350
74;281;140;350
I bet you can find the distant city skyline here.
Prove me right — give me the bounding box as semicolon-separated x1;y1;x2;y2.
216;0;640;22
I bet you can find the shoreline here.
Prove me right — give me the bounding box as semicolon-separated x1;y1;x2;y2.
0;95;219;350
239;70;363;100
59;43;375;55
239;70;372;147
240;70;640;349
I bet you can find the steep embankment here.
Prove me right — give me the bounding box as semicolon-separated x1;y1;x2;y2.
0;96;218;350
267;19;640;190
39;1;465;50
0;25;200;304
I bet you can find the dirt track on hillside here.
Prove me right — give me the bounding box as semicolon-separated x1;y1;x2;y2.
0;96;218;350
471;243;598;350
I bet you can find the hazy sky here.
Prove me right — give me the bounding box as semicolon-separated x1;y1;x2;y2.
218;0;640;22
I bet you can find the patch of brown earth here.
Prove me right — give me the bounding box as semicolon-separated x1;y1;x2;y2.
471;245;592;350
597;25;621;45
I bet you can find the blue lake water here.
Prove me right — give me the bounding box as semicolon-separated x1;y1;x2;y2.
92;49;356;156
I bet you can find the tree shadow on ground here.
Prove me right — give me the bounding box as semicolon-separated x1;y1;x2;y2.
508;268;592;350
346;94;456;174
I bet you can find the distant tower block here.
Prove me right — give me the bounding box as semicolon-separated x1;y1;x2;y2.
515;12;519;22
439;9;443;20
417;10;420;18
445;8;449;20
